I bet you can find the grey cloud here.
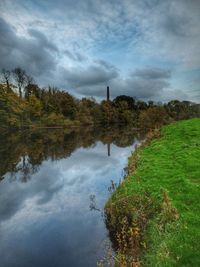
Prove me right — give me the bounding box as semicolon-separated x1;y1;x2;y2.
163;0;200;37
0;17;58;78
134;0;200;68
64;49;86;62
1;1;200;70
126;76;170;100
64;60;118;88
162;14;191;37
109;68;171;100
65;64;171;101
133;68;171;80
162;88;190;103
125;68;171;99
28;28;58;52
0;0;199;101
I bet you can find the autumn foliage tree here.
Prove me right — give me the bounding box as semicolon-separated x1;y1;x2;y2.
139;106;170;129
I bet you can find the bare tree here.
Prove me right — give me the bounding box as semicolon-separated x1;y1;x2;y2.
24;74;35;100
26;74;34;86
13;67;27;98
1;69;11;92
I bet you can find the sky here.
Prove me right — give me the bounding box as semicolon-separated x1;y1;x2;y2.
0;0;200;102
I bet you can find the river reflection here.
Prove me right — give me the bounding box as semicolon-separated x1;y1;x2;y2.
0;126;145;267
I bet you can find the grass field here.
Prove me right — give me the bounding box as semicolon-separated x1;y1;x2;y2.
105;118;200;266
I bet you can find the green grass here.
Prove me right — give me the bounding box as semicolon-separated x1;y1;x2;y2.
105;118;200;266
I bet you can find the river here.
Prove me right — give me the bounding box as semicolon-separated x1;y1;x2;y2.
0;126;144;267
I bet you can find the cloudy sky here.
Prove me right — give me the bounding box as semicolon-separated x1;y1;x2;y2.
0;0;200;102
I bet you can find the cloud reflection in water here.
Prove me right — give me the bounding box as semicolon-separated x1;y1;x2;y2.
0;129;141;267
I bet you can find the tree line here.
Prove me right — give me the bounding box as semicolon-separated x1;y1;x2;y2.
0;67;200;129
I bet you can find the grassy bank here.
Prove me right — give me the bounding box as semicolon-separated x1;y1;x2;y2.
105;118;200;266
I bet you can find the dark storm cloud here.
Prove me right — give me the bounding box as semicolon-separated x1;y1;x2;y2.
0;17;58;78
64;60;118;88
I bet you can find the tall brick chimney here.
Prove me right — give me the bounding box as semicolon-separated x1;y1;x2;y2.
107;86;110;101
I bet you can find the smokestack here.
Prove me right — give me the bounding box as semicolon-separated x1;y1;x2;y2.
107;86;110;101
107;143;111;157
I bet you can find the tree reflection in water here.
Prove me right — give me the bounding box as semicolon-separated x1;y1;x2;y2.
0;126;146;182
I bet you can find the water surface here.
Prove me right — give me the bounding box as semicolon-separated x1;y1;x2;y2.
0;127;144;267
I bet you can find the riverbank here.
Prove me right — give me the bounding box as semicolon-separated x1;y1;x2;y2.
105;118;200;266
